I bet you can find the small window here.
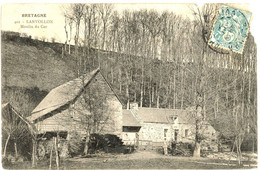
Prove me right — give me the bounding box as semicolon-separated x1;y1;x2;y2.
123;127;128;132
174;129;179;141
164;129;168;140
185;129;189;137
122;126;140;132
164;129;168;138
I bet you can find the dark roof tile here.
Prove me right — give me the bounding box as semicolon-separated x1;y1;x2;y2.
137;107;195;124
27;69;100;122
122;110;141;127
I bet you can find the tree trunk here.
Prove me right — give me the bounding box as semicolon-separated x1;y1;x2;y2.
54;137;60;170
252;136;255;153
64;18;68;53
140;83;143;108
173;74;176;109
103;23;106;50
180;69;184;109
156;95;160;108
134;90;137;103
68;21;72;55
226;82;229;115
118;68;122;93
193;104;203;157
3;134;11;158
83;16;88;71
157;63;162;108
62;47;64;58
236;136;242;165
152;86;154;103
126;82;130;110
144;82;146;96
68;43;71;55
203;93;206;120
233;71;238;117
168;76;172;109
49;138;54;170
32;139;37;168
75;21;80;56
14;141;18;158
149;82;152;108
247;70;251;133
140;63;144;108
125;69;130;110
84;132;90;155
193;142;201;157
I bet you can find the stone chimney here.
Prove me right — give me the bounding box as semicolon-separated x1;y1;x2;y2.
130;103;138;111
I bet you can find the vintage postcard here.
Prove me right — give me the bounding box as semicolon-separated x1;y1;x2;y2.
1;2;258;169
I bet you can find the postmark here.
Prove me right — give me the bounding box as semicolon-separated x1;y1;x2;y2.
208;5;252;54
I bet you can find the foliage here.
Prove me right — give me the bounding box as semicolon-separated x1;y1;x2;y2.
171;142;193;156
87;133;123;154
68;131;85;157
2;103;32;159
2;86;48;117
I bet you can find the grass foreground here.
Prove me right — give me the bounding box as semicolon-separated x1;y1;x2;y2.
3;151;257;169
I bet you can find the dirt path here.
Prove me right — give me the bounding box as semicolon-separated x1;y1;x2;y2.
5;150;257;169
119;150;164;160
69;150;257;168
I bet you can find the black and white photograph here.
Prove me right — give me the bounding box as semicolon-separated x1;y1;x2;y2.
1;2;258;169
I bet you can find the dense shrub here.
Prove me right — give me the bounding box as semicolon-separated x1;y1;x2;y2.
104;134;124;148
171;142;193;156
240;135;257;152
88;133;123;154
68;131;85;157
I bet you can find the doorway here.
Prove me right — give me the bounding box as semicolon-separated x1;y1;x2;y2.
164;129;168;140
174;129;179;142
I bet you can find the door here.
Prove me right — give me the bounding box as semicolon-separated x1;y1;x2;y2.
164;129;168;141
174;129;179;142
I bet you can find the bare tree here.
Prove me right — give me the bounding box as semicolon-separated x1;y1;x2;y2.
97;4;113;50
2;104;31;159
71;4;85;55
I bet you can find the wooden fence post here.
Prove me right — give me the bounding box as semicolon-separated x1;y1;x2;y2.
49;138;54;170
54;137;60;170
32;138;37;168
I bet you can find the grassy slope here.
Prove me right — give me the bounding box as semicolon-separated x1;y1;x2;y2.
1;39;77;115
2;41;76;91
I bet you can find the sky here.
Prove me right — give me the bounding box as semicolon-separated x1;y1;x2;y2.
1;4;66;42
1;3;195;43
1;3;252;44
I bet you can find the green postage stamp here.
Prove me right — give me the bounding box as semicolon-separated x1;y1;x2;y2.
208;5;252;54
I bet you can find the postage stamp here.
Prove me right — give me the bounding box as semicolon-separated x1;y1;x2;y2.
208;5;252;54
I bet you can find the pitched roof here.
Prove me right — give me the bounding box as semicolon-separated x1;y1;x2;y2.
27;69;100;123
1;103;9;109
122;110;141;127
137;107;195;124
